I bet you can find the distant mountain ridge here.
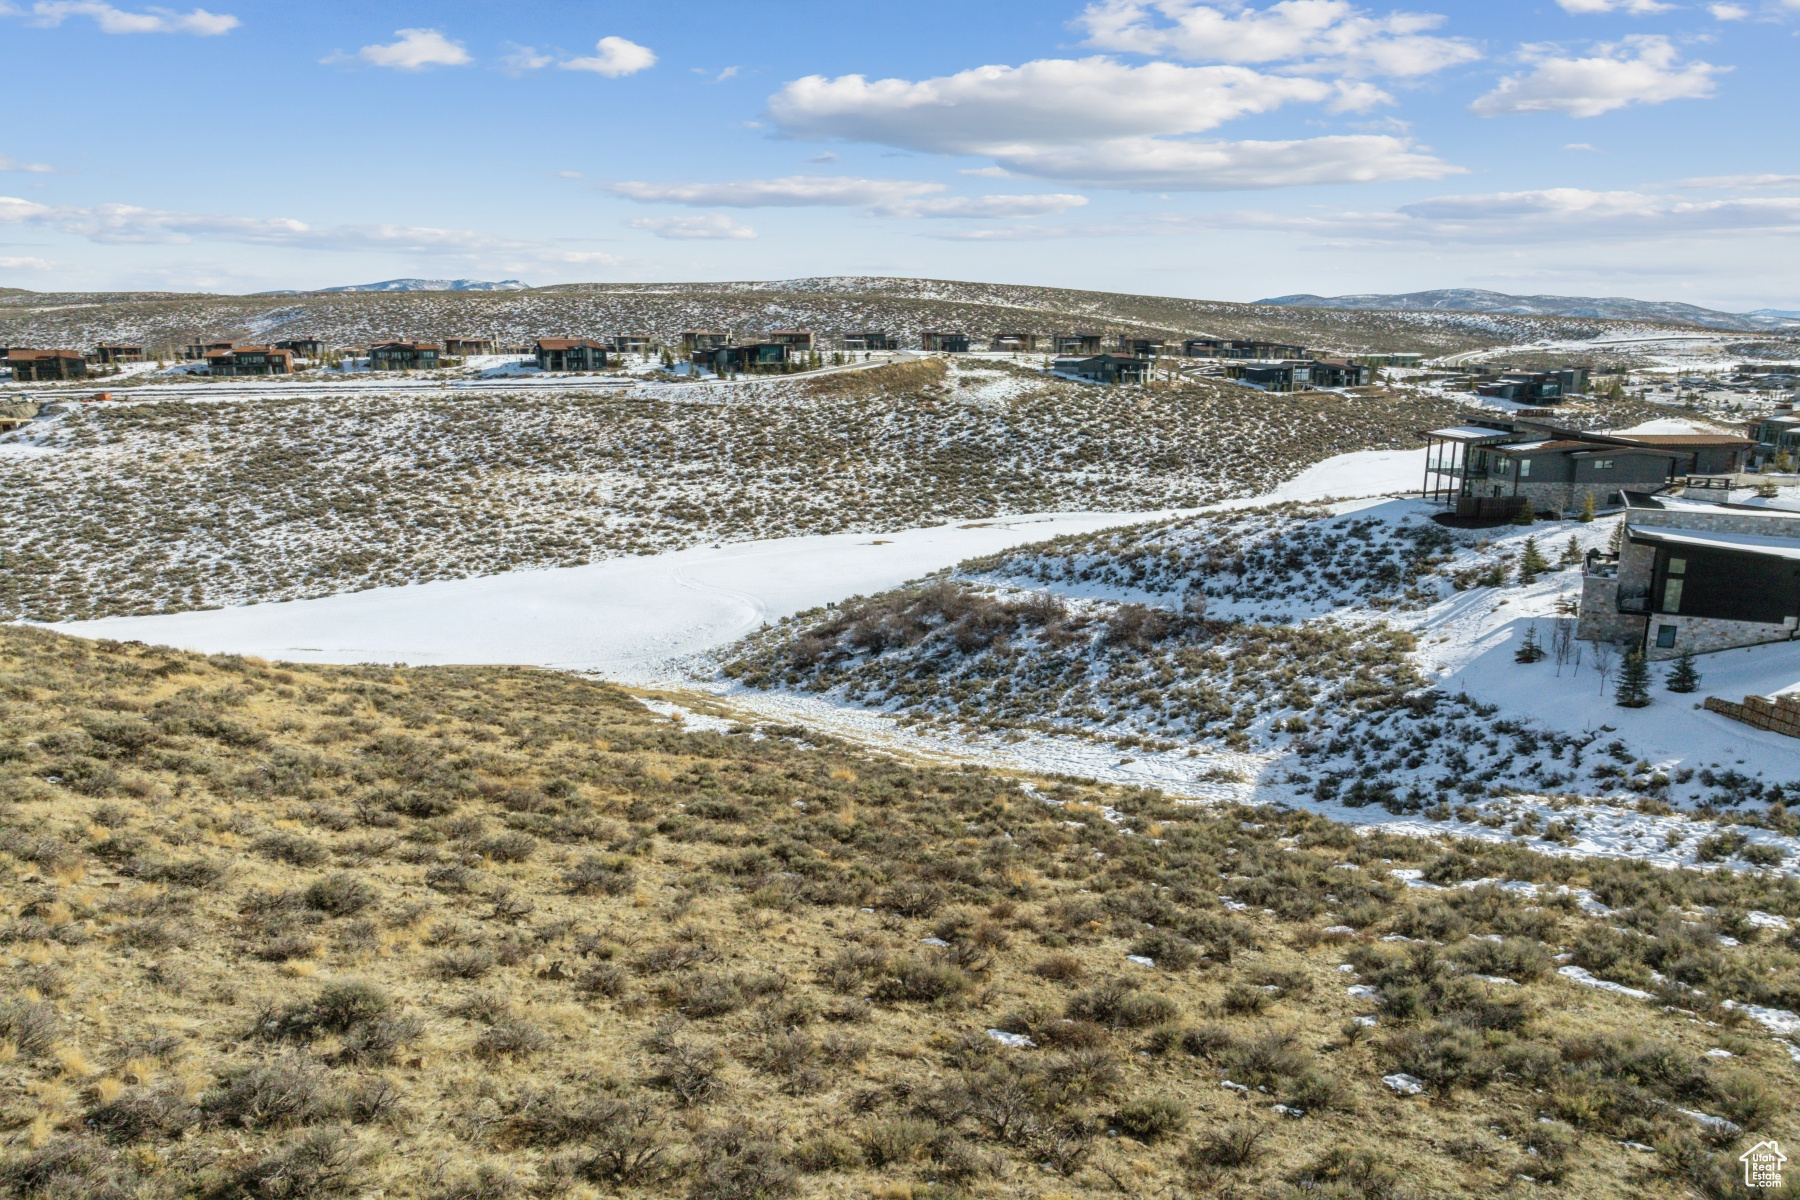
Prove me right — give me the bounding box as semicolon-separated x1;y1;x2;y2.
1255;288;1798;332
255;279;531;295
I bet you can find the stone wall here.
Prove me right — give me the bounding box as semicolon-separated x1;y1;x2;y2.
1576;575;1648;646
1641;613;1796;661
1629;506;1800;539
1705;694;1800;738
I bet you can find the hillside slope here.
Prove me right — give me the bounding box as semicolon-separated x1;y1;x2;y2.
1;626;1796;1200
1256;289;1789;333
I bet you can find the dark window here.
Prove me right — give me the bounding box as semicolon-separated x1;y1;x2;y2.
1656;625;1678;648
1653;545;1800;623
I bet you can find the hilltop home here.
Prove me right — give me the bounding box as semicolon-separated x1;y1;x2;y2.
1418;417;1752;517
1752;408;1800;464
921;331;970;353
1475;368;1588;404
1579;492;1800;659
990;333;1038;352
534;339;609;371
208;346;294;376
1054;354;1148;385
368;341;441;371
1054;334;1104;355
443;337;496;357
681;330;730;353
1117;337;1166;358
184;341;234;360
1217;339;1308;360
613;334;652;353
7;349;86;381
768;330;814;350
1224;360;1312;392
1181;337;1227;357
275;338;322;358
93;345;145;364
692;342;788;373
841;331;891;351
1308;358;1374;388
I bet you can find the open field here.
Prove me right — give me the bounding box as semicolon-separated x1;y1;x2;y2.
3;625;1800;1200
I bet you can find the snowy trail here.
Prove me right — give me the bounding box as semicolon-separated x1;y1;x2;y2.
47;448;1428;672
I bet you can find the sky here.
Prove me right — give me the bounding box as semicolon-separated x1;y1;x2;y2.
2;0;1797;308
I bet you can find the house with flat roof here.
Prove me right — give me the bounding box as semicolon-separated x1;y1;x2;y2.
1579;492;1800;659
921;331;970;353
94;345;145;364
613;334;652;353
990;333;1038;352
1054;334;1104;355
1054;354;1148;385
1117;337;1165;358
535;339;608;371
681;330;730;353
275;338;322;358
841;331;892;351
184;341;234;361
1224;360;1312;392
369;341;441;370
209;346;294;376
7;349;86;381
767;330;814;350
443;337;496;357
691;342;788;373
1309;358;1373;388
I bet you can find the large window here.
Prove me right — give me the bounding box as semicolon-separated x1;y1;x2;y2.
1653;545;1800;623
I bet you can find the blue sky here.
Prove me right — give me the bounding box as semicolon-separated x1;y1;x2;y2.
2;0;1796;307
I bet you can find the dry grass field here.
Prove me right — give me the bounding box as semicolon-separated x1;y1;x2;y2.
1;625;1798;1199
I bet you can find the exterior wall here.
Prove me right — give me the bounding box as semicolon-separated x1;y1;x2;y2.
1705;694;1800;738
1643;613;1795;661
1575;575;1648;646
1628;506;1800;539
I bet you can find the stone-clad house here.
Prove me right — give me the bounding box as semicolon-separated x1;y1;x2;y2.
1578;492;1800;660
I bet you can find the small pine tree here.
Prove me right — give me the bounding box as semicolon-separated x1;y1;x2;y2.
1515;623;1546;663
1519;536;1550;582
1665;651;1701;694
1578;492;1597;523
1559;535;1582;568
1759;480;1781;499
1512;497;1537;526
1609;522;1624;554
1615;650;1652;708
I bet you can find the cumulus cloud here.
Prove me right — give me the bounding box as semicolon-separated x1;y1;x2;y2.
0;154;55;173
764;56;1458;188
1708;2;1749;15
0;194;614;267
1556;0;1672;12
607;175;948;208
1075;0;1480;77
13;1;236;34
353;28;470;71
628;215;757;240
501;44;554;71
1470;36;1724;118
561;36;655;76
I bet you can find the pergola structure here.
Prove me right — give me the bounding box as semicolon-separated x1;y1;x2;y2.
1419;424;1513;503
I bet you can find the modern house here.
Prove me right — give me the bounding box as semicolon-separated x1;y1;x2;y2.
208;346;294;376
443;337;496;357
93;345;145;364
1578;492;1800;660
921;331;970;353
1418;416;1753;517
1054;334;1104;356
1054;354;1149;385
768;330;814;350
534;338;609;371
990;333;1038;352
681;330;730;353
184;341;234;360
1198;339;1310;360
841;331;892;351
1475;368;1589;404
1351;353;1424;368
369;341;442;370
275;338;322;358
1308;358;1374;388
613;334;652;353
7;349;86;381
1117;337;1166;358
1224;360;1313;392
692;343;788;373
1751;408;1800;464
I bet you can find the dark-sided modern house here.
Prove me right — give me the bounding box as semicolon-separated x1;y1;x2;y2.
1054;354;1149;384
534;339;609;371
691;343;788;373
1117;337;1165;358
1752;408;1800;465
768;330;814;350
842;331;892;351
208;346;294;376
681;330;730;353
1579;493;1800;660
1054;334;1104;356
1419;416;1753;518
93;345;145;364
443;337;496;357
1190;338;1310;360
7;349;86;380
184;341;234;360
1474;368;1588;404
369;341;441;370
276;338;322;358
1224;360;1313;392
613;334;652;353
921;331;970;353
1308;358;1374;388
990;333;1038;352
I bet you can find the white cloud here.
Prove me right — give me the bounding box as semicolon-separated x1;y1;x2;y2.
715;65;738;82
355;28;470;71
1679;173;1800;188
1563;142;1602;151
959;166;1013;177
1708;2;1749;16
765;56;1458;189
607;175;948;208
1556;0;1673;13
0;154;54;173
628;215;757;240
0;255;56;270
1076;0;1480;77
17;1;235;34
890;194;1089;217
501;44;554;71
561;36;655;77
1470;36;1724;118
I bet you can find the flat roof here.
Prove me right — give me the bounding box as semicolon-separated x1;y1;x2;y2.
1629;525;1800;560
1424;425;1515;440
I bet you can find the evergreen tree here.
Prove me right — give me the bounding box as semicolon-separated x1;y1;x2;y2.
1665;651;1702;694
1559;535;1582;568
1515;623;1546;663
1609;522;1624;554
1519;536;1550;582
1615;650;1652;707
1578;492;1597;523
1512;497;1537;526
